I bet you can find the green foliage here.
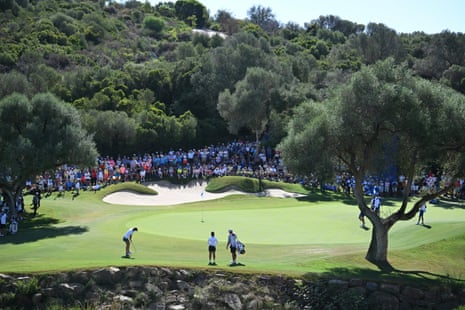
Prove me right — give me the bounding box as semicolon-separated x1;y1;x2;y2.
278;101;334;182
0;70;31;98
311;15;365;37
441;64;465;94
240;22;268;38
247;5;279;33
143;15;165;33
349;22;406;64
280;58;465;264
0;50;18;66
51;12;77;36
155;2;175;18
16;277;40;295
192;32;210;47
0;0;464;158
174;0;208;28
0;42;22;66
84;22;105;43
310;40;330;59
0;292;15;307
0;0;19;15
218;66;280;141
214;10;240;35
82;109;136;156
327;45;363;71
0;92;98;203
178;110;198;145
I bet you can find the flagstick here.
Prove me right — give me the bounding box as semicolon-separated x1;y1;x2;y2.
201;190;205;223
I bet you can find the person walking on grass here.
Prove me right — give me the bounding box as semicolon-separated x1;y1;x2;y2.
0;210;6;237
208;231;218;265
122;227;138;257
226;229;238;266
358;210;367;228
371;194;381;216
417;203;427;225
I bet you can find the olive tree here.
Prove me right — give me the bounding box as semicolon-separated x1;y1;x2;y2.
279;58;465;268
0;93;98;213
218;67;279;142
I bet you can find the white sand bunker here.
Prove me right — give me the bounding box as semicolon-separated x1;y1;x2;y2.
102;180;305;206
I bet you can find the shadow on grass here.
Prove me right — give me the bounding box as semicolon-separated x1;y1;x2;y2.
296;191;356;204
1;214;88;245
307;266;465;287
296;191;402;207
431;197;465;210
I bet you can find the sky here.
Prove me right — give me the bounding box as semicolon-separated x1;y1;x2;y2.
150;0;464;34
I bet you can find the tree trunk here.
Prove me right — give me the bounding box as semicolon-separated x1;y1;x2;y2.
1;183;22;219
3;188;16;217
365;222;391;269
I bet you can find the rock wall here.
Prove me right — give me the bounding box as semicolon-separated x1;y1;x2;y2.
0;266;464;309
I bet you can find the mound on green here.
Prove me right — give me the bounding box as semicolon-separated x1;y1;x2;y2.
206;176;310;194
99;182;158;196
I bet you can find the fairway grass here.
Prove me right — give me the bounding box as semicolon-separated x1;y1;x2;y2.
0;182;464;283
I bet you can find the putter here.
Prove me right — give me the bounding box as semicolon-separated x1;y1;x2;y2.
131;240;137;253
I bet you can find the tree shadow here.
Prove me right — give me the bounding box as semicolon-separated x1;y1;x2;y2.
309;265;465;287
429;198;465;210
301;193;401;207
296;191;353;203
20;214;61;227
1;214;88;245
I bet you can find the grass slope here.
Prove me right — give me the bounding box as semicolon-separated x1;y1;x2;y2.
0;179;464;284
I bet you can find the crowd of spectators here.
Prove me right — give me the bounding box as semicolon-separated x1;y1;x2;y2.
335;172;465;200
1;140;464;237
27;140;290;195
22;139;465;200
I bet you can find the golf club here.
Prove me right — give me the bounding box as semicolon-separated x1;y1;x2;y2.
131;240;137;253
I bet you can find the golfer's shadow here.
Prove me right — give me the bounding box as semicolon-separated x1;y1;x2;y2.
121;256;135;260
360;226;370;231
229;263;246;267
421;224;432;229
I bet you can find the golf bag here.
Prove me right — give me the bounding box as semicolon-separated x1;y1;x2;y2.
237;240;246;254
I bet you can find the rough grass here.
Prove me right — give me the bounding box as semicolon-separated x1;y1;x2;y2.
1;179;464;286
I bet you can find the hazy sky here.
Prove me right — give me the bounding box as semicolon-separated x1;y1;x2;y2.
150;0;464;34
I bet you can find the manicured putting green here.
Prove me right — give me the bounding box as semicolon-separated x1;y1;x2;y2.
137;205;368;244
134;201;464;248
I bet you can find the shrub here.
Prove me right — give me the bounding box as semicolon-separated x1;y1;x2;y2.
16;277;40;295
143;16;165;33
0;51;17;66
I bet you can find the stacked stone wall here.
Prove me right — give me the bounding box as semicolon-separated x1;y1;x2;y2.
0;267;464;309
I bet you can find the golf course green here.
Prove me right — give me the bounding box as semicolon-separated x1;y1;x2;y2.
1;179;464;281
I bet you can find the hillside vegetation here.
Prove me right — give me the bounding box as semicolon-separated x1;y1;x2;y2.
1;0;465;156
